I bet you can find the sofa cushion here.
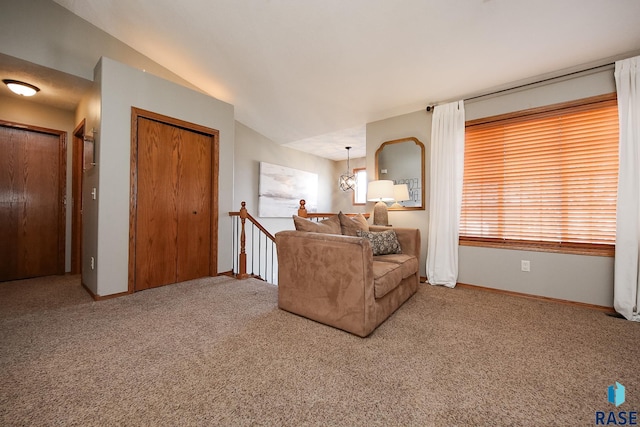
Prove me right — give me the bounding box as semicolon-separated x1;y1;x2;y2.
372;261;404;299
375;254;418;279
357;229;402;255
293;215;341;234
338;212;369;236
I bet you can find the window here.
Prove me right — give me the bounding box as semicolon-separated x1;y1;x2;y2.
460;93;618;256
353;168;367;205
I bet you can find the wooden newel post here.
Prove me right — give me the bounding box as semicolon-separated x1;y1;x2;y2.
237;201;250;279
298;199;307;218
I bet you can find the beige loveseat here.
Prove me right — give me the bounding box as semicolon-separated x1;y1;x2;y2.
276;213;420;337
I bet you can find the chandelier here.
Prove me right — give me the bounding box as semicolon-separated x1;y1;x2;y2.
338;146;356;191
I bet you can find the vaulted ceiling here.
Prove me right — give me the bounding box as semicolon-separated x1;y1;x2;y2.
51;0;640;159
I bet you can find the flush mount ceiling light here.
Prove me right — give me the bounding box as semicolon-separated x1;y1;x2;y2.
338;146;356;191
3;79;40;97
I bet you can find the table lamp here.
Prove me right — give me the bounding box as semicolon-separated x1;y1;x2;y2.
367;180;394;225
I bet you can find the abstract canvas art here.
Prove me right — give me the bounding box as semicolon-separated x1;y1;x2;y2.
258;162;318;217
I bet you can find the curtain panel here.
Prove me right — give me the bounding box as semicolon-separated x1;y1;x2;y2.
426;100;465;287
614;56;640;321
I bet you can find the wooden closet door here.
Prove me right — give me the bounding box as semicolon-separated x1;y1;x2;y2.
134;117;211;290
0;125;64;281
176;129;211;282
135;118;179;290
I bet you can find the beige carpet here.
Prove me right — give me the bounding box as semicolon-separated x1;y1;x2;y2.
1;274;638;426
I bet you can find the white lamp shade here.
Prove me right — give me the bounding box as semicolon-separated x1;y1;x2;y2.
393;184;410;202
367;180;394;202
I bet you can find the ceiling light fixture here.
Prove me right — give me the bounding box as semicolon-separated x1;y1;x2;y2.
3;79;40;97
338;146;356;191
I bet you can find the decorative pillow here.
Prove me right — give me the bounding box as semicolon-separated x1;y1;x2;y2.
338;211;369;236
293;215;341;234
356;229;402;255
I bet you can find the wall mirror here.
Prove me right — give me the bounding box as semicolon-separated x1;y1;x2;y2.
375;137;425;210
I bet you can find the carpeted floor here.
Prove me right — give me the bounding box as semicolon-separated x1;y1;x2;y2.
0;274;638;426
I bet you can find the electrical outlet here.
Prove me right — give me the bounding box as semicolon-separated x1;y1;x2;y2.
90;256;95;270
521;260;530;272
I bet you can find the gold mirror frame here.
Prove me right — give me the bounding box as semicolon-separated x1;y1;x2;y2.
374;137;425;211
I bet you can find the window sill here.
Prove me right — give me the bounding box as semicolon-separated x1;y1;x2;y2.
459;237;614;257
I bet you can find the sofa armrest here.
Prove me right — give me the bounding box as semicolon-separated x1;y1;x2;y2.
275;231;376;336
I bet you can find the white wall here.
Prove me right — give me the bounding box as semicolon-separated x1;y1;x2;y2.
0;0;200;91
367;110;431;278
88;57;234;296
366;67;617;306
234;122;355;235
333;156;367;215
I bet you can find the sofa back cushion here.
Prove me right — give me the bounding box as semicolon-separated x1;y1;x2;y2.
293;215;341;234
338;212;369;236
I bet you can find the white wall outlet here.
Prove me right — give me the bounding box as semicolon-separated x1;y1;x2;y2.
90;256;95;270
521;260;530;272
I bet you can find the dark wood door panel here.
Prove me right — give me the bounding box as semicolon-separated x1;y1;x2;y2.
176;128;211;282
135;118;179;290
129;108;219;293
0;124;64;281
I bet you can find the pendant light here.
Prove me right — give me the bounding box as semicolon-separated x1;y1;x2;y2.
338;146;356;191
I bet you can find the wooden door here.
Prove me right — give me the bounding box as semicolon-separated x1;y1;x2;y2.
135;118;180;290
0;122;66;281
176;127;212;282
132;112;215;291
71;121;85;275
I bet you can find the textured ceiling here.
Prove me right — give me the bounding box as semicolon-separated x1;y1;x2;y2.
34;1;640;159
283;125;366;161
0;53;92;112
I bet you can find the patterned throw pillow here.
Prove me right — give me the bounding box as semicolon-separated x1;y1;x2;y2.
292;215;341;234
356;229;402;255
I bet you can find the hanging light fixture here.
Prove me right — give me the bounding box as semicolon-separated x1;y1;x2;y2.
338;146;357;191
3;79;40;97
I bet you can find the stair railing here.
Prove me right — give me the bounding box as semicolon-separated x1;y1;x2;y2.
229;200;367;285
229;202;278;284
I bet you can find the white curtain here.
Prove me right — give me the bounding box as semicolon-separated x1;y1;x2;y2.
426;100;465;288
614;56;640;321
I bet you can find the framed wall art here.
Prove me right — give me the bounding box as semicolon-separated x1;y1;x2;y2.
258;162;318;217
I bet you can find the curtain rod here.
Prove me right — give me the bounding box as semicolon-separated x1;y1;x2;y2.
426;62;614;111
465;62;614;101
